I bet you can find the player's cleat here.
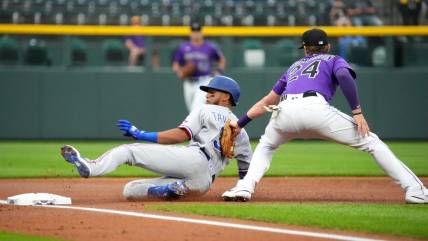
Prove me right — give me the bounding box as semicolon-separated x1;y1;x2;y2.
60;145;91;178
222;187;252;202
147;181;189;200
405;187;428;204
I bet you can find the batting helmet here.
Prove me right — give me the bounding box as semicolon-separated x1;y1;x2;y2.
200;75;240;106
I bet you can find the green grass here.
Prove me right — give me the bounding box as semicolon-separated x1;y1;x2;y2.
0;232;67;241
147;203;428;240
1;141;428;240
0;140;427;178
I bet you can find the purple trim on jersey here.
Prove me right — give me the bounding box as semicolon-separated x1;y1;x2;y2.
336;68;360;110
125;36;145;48
275;54;356;102
178;125;193;139
173;41;223;78
272;76;287;95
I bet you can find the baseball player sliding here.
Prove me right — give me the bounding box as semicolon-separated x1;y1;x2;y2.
222;28;428;204
61;76;252;200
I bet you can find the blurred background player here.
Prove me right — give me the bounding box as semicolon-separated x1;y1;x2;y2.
124;16;145;67
172;22;226;112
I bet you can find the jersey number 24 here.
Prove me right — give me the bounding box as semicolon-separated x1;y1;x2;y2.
288;60;321;83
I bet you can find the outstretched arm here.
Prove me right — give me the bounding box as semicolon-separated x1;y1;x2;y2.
117;120;190;144
336;67;370;137
157;128;190;144
233;91;281;130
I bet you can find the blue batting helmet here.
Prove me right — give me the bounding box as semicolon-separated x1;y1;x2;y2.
200;76;240;106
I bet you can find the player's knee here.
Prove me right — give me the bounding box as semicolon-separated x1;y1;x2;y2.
355;133;382;153
122;182;134;200
122;181;149;200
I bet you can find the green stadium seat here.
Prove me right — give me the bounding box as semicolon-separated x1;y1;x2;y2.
242;39;265;67
0;36;19;65
102;38;126;65
70;37;87;65
24;38;51;66
348;46;372;67
275;38;299;67
402;42;428;67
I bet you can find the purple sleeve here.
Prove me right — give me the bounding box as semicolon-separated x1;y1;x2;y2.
210;43;222;61
333;56;356;78
173;45;184;64
272;74;287;95
335;68;361;110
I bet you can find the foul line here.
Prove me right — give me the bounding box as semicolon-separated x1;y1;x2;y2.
0;201;385;241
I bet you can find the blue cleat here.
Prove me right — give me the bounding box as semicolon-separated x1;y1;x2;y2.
147;181;189;200
60;145;91;178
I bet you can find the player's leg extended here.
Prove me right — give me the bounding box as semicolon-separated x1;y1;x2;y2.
124;144;212;196
316;106;427;203
61;144;143;178
223;116;292;201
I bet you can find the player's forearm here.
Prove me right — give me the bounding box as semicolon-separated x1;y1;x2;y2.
238;91;280;128
218;56;226;72
157;128;190;144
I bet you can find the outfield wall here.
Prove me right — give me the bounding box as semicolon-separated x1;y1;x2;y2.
0;67;427;139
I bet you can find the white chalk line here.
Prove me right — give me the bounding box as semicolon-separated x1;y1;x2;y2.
0;200;386;241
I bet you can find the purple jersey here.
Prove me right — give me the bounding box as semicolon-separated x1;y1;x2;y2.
272;54;356;102
173;41;223;78
125;36;145;48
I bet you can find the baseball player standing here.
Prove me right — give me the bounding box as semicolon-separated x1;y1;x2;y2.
172;22;226;112
60;76;252;200
222;29;428;204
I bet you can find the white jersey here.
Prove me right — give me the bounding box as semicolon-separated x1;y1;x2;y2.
179;104;252;178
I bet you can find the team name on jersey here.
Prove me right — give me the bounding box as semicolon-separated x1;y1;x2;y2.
185;52;209;61
299;54;335;64
211;112;228;124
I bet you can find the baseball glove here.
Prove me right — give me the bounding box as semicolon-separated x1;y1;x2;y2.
220;119;239;159
178;61;196;80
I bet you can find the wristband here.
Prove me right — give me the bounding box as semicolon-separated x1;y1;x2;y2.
352;112;362;116
137;131;158;143
237;114;252;128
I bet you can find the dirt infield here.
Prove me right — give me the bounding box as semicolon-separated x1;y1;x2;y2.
0;177;426;241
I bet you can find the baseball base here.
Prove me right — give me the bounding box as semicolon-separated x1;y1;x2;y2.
6;193;72;206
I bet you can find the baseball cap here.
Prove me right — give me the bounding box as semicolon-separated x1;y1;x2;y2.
298;28;329;49
190;22;202;32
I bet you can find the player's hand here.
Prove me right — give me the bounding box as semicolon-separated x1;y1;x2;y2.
117;119;141;139
353;114;370;137
230;120;242;135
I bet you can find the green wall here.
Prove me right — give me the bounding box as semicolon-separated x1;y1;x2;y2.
0;67;427;139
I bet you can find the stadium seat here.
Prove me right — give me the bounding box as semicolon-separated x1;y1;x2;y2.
275;38;299;66
0;36;19;65
102;38;125;65
70;37;87;65
348;45;372;66
242;39;265;67
24;38;51;66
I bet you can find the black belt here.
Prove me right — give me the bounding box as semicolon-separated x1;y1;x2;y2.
303;91;318;97
200;147;210;160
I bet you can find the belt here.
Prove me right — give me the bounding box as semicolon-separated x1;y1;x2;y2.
303;91;318;97
281;91;318;101
200;147;210;160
